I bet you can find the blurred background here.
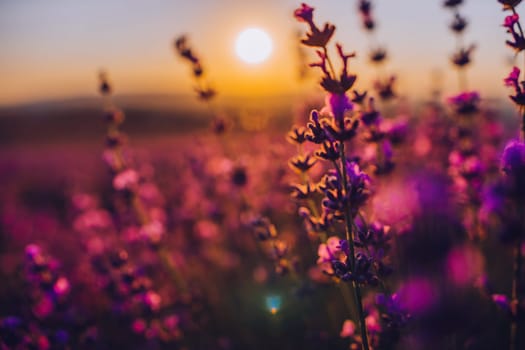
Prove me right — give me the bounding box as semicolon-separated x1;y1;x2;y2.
0;0;520;144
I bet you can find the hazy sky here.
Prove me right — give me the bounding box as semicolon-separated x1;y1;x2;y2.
0;0;521;105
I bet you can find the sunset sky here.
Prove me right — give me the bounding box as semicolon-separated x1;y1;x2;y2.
0;0;521;106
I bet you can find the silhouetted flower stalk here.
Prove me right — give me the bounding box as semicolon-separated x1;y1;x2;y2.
97;71;187;292
293;4;408;349
356;0;396;105
500;3;525;349
442;2;485;241
174;35;230;135
444;0;475;91
174;35;216;103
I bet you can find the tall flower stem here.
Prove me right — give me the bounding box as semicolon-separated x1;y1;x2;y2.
511;237;522;350
509;8;525;349
339;141;370;350
511;7;525;72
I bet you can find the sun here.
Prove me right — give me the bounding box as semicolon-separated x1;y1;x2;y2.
235;28;273;64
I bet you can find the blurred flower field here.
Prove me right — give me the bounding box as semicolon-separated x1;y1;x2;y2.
1;1;525;349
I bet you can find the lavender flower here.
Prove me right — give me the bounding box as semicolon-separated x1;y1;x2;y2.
295;3;335;48
501;139;525;176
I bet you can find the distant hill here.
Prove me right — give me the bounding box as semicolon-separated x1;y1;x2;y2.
0;93;516;147
0;93;303;146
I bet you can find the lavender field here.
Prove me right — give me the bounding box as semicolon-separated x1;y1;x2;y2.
1;1;525;349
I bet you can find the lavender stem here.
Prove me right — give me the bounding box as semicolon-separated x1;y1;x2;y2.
339;141;370;350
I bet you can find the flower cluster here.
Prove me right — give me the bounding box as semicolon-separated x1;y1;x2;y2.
292;4;405;349
316;220;392;287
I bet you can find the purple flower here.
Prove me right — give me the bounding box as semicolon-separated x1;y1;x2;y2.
447;91;480;114
53;277;70;297
294;3;314;24
504;66;520;87
504;67;525;105
322;93;353;123
347;161;370;192
492;294;511;313
346;161;371;213
397;277;438;315
504;13;520;28
501;140;525;176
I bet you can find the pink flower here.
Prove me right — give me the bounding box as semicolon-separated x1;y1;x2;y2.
132;318;147;334
164;315;180;330
113;169;139;190
397;277;437;315
33;295;54;319
140;220;165;244
365;311;382;333
38;335;50;350
294;3;314;24
445;245;485;287
53;277;70;297
143;291;162;311
73;209;112;232
504;66;520;87
340;319;356;338
316;236;341;264
25;244;42;259
504;13;519;28
447;91;480;105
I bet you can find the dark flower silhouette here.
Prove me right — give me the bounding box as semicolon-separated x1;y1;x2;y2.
294;3;335;48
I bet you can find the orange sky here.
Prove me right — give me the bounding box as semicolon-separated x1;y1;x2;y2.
0;0;521;106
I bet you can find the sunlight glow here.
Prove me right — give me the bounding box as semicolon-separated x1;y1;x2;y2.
235;28;273;64
265;295;281;315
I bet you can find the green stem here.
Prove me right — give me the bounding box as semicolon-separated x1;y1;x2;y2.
339;142;370;350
